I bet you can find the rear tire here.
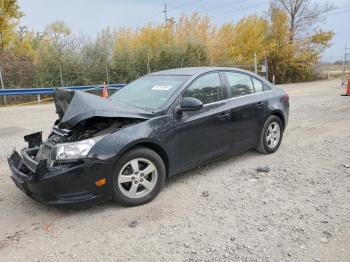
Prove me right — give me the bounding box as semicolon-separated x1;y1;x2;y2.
112;147;166;206
256;115;283;154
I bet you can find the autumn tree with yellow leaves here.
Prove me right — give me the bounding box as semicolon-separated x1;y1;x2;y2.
0;0;23;50
0;0;335;92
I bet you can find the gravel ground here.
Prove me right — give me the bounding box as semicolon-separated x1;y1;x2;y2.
0;79;349;262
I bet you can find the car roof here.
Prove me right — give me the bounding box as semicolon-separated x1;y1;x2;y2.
148;67;253;77
148;67;273;89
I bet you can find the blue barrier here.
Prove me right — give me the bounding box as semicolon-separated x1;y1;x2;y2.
0;84;126;96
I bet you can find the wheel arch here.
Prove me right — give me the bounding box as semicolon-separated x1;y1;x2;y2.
270;110;285;130
121;141;170;177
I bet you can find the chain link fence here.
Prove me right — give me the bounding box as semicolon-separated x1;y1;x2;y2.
0;59;257;106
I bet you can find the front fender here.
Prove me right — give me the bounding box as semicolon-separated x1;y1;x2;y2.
88;116;171;162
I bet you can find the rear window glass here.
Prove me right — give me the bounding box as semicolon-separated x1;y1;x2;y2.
263;83;271;91
225;72;254;97
252;78;263;93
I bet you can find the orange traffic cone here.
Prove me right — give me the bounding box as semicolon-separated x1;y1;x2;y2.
341;73;350;96
102;81;108;98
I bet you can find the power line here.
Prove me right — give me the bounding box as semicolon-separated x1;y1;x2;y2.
333;4;350;11
210;1;269;18
201;0;265;14
132;1;350;29
320;4;350;16
168;0;205;11
208;2;350;21
333;30;350;34
132;1;205;27
326;10;350;16
132;0;263;28
207;0;249;12
132;12;163;28
175;0;267;18
206;1;350;20
320;7;350;19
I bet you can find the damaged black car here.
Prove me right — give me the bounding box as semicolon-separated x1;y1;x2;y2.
8;67;289;207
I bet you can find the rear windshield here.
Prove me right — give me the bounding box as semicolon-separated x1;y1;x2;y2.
110;75;190;110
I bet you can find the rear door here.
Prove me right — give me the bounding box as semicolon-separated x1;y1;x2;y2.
223;71;267;152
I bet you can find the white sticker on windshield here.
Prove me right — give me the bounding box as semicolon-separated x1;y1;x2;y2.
152;85;172;91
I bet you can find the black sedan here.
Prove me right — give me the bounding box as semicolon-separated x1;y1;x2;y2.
8;67;289;207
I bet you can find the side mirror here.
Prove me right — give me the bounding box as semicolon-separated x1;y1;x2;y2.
177;97;203;112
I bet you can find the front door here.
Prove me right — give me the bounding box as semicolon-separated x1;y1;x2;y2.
172;72;232;172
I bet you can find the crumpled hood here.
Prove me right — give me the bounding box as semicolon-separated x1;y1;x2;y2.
54;89;151;128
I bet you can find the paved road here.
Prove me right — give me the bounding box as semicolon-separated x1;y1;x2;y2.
0;80;349;261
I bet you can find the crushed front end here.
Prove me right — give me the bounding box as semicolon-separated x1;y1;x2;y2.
7;89;147;208
8;130;114;208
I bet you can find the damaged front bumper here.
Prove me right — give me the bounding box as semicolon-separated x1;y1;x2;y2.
8;139;114;208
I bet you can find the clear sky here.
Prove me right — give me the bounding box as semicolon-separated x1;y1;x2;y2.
18;0;350;62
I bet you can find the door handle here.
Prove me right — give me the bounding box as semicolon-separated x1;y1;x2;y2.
217;112;230;120
256;102;264;109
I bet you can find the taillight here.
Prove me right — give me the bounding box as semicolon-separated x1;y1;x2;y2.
282;93;289;103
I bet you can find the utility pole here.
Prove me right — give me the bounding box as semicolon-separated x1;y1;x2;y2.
0;67;6;105
264;56;268;80
59;63;64;87
163;3;168;25
254;52;257;74
163;3;175;27
105;61;110;86
147;53;151;74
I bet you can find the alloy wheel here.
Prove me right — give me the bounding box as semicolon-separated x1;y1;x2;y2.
117;158;158;199
266;121;281;149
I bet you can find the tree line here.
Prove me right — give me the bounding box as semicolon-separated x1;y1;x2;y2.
0;0;334;93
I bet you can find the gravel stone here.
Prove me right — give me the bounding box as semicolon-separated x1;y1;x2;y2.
0;80;349;261
201;191;209;197
256;166;270;173
128;220;139;228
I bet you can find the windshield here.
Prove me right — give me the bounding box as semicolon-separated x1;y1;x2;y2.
110;75;190;110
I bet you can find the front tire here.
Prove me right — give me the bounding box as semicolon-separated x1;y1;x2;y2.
112;147;166;206
256;115;283;154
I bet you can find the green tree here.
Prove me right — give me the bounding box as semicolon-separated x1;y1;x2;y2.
35;21;80;87
182;40;208;67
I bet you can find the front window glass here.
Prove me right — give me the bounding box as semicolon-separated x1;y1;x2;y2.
183;73;223;104
110;75;189;110
226;72;254;97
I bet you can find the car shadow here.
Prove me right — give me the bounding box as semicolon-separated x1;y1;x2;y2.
164;149;261;188
16;149;262;215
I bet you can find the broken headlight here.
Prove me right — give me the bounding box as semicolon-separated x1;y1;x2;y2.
52;138;98;161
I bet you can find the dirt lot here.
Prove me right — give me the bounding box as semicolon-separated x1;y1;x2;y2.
0;79;349;262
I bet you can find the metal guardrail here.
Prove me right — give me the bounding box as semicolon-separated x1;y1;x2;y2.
0;83;126;96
